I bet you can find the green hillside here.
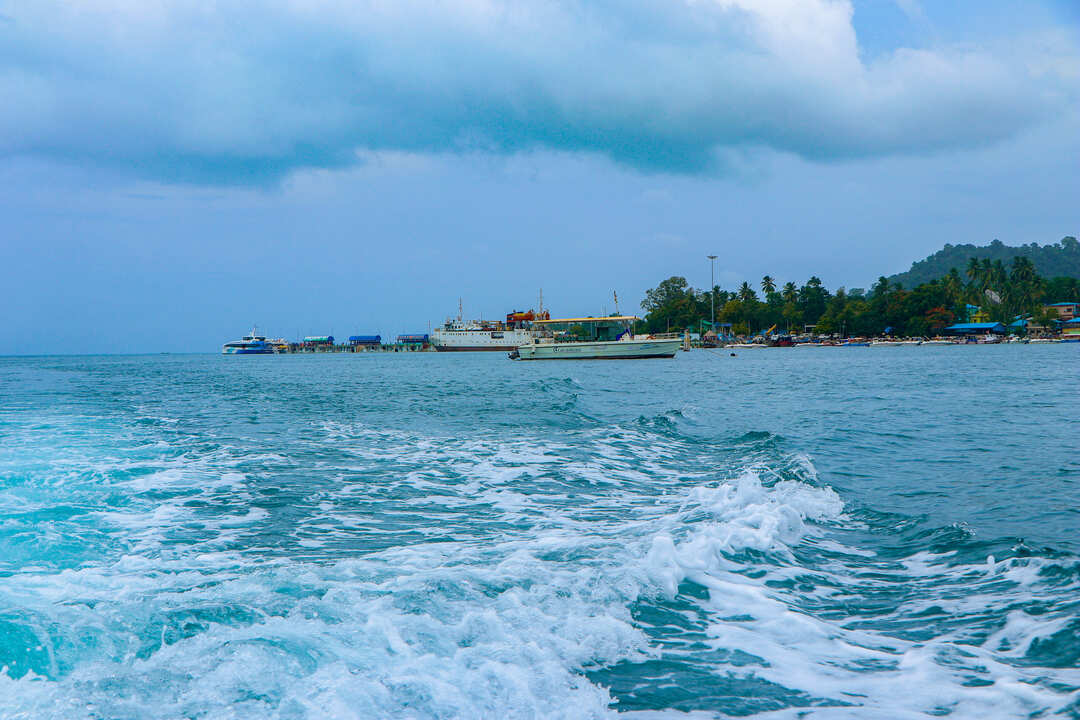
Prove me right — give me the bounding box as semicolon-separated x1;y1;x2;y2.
888;237;1080;288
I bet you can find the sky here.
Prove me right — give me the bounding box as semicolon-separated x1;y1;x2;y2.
1;0;1078;354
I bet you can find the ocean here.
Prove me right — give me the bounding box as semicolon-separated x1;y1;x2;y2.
0;348;1077;719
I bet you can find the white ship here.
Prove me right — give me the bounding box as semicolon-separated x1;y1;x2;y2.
431;302;548;352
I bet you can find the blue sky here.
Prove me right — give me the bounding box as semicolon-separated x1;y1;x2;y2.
1;0;1078;353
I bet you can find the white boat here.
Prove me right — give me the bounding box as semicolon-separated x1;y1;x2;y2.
511;316;680;360
431;305;544;352
921;339;955;346
222;326;275;355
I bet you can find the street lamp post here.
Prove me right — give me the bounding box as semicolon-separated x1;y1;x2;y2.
707;254;717;334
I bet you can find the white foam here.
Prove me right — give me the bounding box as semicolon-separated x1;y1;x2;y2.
4;417;1078;719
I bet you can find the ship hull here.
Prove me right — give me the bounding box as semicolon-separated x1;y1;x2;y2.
222;346;274;354
434;345;515;352
431;329;537;352
513;338;681;360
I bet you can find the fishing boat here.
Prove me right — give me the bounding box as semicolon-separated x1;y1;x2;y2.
222;326;275;354
510;316;680;360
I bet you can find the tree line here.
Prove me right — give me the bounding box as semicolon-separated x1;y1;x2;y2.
889;236;1080;289
639;256;1080;337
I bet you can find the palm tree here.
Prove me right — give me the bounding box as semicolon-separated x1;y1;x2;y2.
781;282;797;303
761;276;776;295
980;258;994;292
991;260;1007;290
943;268;963;309
738;282;757;303
965;258;982;303
966;257;980;285
1008;256;1042;314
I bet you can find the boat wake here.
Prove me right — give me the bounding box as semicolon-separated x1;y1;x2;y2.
0;369;1077;718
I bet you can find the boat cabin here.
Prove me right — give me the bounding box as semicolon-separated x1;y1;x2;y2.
532;316;638;342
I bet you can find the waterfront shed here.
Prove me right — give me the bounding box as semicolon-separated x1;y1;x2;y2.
396;334;430;350
349;335;382;349
943;322;1005;336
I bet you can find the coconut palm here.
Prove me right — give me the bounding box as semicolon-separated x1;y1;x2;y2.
761;275;776;295
966;257;980;284
782;282;798;303
1007;256;1042;314
942;268;963;308
980;258;994;292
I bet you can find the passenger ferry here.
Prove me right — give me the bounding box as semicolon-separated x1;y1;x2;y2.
222;327;275;354
431;306;548;352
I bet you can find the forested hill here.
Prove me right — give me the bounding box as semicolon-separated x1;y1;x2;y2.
887;237;1080;288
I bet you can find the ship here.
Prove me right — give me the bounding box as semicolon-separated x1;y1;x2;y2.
222;326;275;354
431;300;549;352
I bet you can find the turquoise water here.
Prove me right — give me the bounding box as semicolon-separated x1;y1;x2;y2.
1;348;1078;719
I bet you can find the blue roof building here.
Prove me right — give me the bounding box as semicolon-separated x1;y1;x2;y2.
944;322;1006;335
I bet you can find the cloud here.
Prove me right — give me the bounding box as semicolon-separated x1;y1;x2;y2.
0;0;1076;184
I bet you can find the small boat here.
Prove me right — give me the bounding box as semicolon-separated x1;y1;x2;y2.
841;341;870;347
222;326;275;354
511;316;680;360
921;339;954;346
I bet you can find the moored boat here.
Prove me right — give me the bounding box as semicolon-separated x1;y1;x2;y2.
432;305;546;351
511;316;680;360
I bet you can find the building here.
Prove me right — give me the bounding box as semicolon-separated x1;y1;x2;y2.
960;304;992;323
302;335;335;351
396;334;430;351
1045;302;1080;322
348;335;382;350
1063;317;1080;340
943;322;1005;336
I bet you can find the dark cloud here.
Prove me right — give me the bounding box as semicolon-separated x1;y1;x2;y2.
0;0;1076;184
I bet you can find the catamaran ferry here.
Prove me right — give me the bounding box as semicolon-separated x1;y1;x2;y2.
431;308;548;352
222;326;275;354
